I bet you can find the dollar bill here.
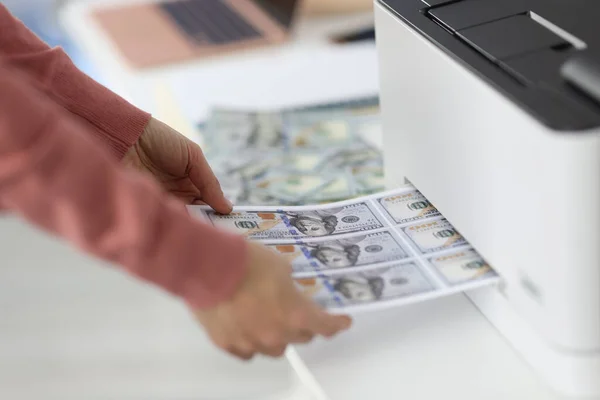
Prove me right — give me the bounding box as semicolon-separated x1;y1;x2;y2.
402;219;468;254
204;109;285;155
352;163;385;194
429;249;498;285
235;183;279;206
294;262;435;309
317;145;380;171
213;150;332;180
312;177;355;203
210;152;280;181
205;203;385;240
285;96;379;115
201;100;385;207
283;151;331;173
353;116;382;139
207;107;371;153
285;118;357;149
378;190;441;224
256;173;333;202
223;167;355;206
267;230;410;276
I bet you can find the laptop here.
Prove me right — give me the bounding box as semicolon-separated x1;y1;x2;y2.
92;0;301;68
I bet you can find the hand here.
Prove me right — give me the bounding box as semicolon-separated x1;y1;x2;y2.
123;117;231;212
194;242;353;360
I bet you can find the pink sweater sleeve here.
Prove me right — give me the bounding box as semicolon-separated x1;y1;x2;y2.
0;4;150;160
0;60;248;310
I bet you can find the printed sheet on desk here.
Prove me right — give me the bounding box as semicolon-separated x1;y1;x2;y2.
199;97;384;207
188;185;501;314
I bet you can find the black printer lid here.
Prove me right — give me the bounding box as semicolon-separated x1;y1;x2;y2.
378;0;600;131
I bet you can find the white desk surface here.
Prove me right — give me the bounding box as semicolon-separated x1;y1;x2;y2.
289;292;562;400
0;217;308;400
11;1;564;399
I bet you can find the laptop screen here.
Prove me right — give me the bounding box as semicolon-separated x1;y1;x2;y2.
253;0;299;28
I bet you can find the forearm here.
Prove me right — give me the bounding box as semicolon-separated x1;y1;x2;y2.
0;61;247;309
0;4;150;159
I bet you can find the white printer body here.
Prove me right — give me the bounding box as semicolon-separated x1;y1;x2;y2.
375;0;600;397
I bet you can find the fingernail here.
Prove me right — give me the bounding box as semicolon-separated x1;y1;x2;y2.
226;198;234;208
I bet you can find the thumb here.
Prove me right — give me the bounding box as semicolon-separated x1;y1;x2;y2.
187;143;232;214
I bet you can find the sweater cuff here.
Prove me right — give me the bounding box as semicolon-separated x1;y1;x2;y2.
51;52;151;160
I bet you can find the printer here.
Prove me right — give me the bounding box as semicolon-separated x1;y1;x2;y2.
374;0;600;398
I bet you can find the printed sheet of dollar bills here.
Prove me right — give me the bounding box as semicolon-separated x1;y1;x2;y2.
188;185;500;314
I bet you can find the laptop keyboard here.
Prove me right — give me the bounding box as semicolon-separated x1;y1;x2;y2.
159;0;262;45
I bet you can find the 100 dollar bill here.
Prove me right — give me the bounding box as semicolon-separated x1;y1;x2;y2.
429;249;498;285
295;262;435;309
268;230;410;276
206;203;385;241
378;190;440;225
402;219;468;254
